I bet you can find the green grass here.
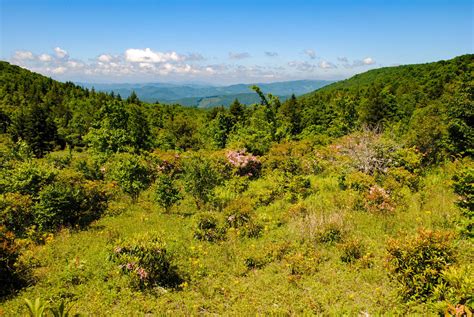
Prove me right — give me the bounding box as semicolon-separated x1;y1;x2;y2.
1;156;469;315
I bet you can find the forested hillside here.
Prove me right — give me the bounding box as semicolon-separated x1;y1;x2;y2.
79;79;332;106
0;55;472;315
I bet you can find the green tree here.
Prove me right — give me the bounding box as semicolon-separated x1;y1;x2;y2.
10;104;58;157
183;156;220;208
111;154;151;202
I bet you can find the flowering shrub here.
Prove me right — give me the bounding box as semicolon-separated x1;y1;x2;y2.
110;233;181;289
364;185;396;213
226;149;261;178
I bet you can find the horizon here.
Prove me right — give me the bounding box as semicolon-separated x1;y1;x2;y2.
1;0;472;85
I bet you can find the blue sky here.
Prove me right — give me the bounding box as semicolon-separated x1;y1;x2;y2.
1;0;472;84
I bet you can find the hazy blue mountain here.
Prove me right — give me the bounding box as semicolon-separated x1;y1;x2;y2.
77;79;333;107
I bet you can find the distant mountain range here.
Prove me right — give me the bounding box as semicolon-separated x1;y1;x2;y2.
77;80;334;107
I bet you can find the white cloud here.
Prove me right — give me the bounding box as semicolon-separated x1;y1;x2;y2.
125;48;183;63
319;60;337;69
38;54;52;62
363;57;375;65
13;50;34;60
52;66;67;74
303;49;317;59
341;57;377;68
54;47;69;59
98;54;113;63
229;52;251;59
337;56;348;63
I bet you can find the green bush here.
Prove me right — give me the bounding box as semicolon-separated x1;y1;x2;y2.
0;226;27;297
386;229;455;302
339;171;375;192
183;155;221;208
340;239;365;263
0;161;56;196
109;154;152;202
452;166;473;237
110;232;182;289
75;157;105;181
34;180;107;232
318;223;345;244
0;193;34;236
193;212;225;242
154;174;181;212
285;175;312;203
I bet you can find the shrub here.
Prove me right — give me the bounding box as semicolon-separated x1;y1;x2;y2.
226;149;261;178
45;150;72;169
75;157;104;181
193;212;225;242
224;201;263;238
339;171;375;192
34;180;107;232
452;166;473;237
154;174;181;213
0;226;27;297
110;154;152;202
383;167;420;192
318;223;345;244
110;232;181;289
262;142;303;175
285;175;312;203
340;239;365;263
0;193;34;236
390;146;422;173
364;185;396;214
432;264;474;312
386;229;455;302
0;161;56;196
183;155;221;208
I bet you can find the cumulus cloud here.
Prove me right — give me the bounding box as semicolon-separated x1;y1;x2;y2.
125;48;183;63
9;46;346;83
337;56;348;63
319;60;337;69
98;54;113;63
363;57;375;65
52;66;67;74
13;50;34;60
54;47;69;59
39;54;52;62
265;51;278;57
303;49;317;59
229;52;251;59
